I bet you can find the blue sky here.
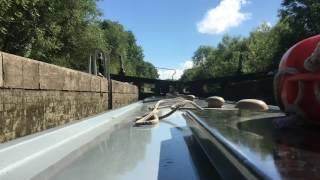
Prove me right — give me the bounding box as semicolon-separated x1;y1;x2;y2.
98;0;281;79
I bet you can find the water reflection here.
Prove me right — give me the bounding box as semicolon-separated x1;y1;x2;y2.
273;127;320;179
157;126;220;180
184;135;221;179
200;110;276;158
193;109;320;179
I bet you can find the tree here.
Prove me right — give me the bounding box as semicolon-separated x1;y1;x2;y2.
0;1;158;79
280;0;320;41
0;0;41;56
245;22;279;73
100;20;158;78
192;46;214;66
181;24;282;80
274;0;320;69
182;0;320;81
180;67;202;81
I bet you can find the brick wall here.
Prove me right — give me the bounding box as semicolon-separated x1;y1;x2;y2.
0;52;138;143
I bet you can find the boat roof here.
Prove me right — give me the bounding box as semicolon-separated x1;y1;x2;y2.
1;101;220;180
187;107;320;180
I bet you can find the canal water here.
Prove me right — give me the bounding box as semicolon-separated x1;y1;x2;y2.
33;111;220;180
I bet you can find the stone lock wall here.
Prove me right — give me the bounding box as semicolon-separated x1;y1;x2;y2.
0;52;138;143
112;80;139;108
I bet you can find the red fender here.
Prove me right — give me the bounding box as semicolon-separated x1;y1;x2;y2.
276;35;320;122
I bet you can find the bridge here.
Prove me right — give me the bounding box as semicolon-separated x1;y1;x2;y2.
111;72;275;104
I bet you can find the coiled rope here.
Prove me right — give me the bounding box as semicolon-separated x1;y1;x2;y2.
135;98;203;126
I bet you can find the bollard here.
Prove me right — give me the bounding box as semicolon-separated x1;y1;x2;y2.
235;99;268;111
184;95;196;101
206;96;225;108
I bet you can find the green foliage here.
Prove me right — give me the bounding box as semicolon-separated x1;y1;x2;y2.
0;0;158;79
0;0;41;55
100;21;158;78
245;23;278;72
181;35;248;81
182;1;320;81
192;46;215;66
280;0;320;40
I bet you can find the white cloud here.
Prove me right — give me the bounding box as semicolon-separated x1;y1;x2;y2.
197;0;250;34
158;60;193;80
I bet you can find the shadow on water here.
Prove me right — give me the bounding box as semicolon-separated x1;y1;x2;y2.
157;126;220;180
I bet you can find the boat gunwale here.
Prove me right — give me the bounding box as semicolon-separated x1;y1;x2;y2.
0;102;144;180
185;110;272;180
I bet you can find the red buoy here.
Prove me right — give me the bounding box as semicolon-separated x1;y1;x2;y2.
275;35;320;122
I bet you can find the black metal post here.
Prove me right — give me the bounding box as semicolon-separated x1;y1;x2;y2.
119;55;126;76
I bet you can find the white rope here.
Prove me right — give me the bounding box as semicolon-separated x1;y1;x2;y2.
135;100;164;125
135;99;203;126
